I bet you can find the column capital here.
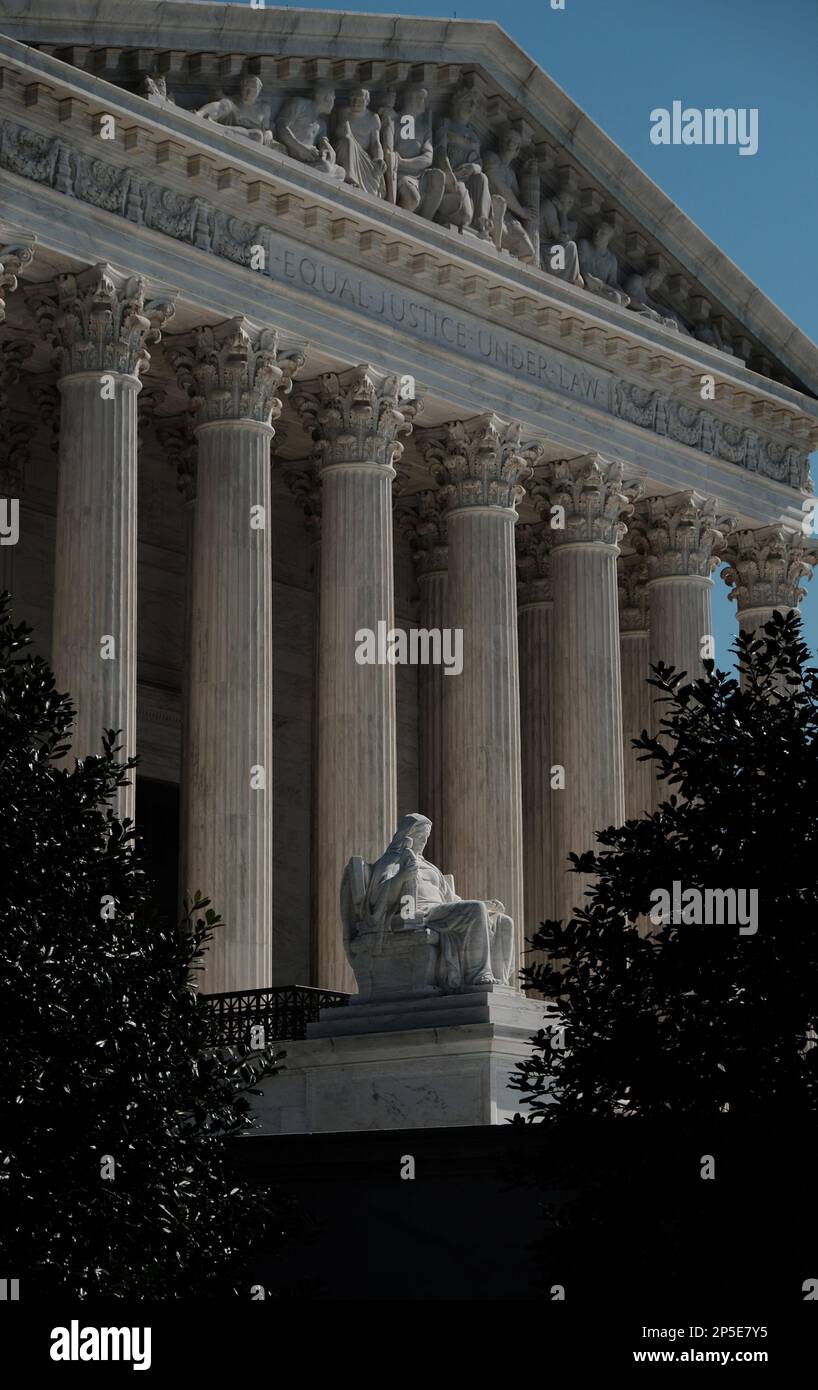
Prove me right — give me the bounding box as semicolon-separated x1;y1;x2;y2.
0;224;36;323
28;263;177;378
533;452;640;548
169;317;305;428
293;364;418;471
396;490;448;576
515;521;553;605
631;490;732;580
618;552;649;632
419;414;544;515
722;524;817;613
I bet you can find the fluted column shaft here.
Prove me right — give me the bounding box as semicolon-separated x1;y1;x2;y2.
297;366;414;991
620;625;653;819
417;565;448;865
447;505;524;954
538;454;636;924
424;414;542;976
54;373;139;815
317;460;397;990
551;543;624;917
172;316;303;993
518;585;554;937
28;264;176;822
186;420;274;993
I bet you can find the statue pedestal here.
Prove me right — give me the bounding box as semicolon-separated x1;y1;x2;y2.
250;986;552;1134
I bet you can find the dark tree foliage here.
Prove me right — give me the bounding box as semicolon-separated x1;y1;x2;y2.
507;612;818;1302
0;597;294;1299
514;609;818;1121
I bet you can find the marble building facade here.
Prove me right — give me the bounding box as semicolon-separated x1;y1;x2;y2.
1;2;817;997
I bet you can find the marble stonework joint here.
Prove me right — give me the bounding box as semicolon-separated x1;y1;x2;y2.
534;452;641;549
169;316;306;426
27;262;177;377
294;363;418;470
420;414;544;514
722;524;818;613
631;490;731;581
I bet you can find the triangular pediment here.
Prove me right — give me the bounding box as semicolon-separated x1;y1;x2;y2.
3;0;817;401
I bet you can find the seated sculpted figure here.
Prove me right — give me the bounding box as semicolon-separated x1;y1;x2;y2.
341;813;515;999
623;265;681;330
380;84;471;227
435;82;493;238
577;221;630;306
483;127;538;263
274;83;345;179
334;86;386;198
196;74;282;149
540;188;583;286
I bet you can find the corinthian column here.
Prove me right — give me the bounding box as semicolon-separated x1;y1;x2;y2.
723;525;817;636
618;552;653;820
539;454;637;923
631;491;728;807
28;264;176;820
515;522;554;946
295;366;415;991
397;490;449;866
421;415;542;972
170;318;304;994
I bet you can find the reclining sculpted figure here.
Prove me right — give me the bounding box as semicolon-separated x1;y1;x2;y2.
341;813;515;1000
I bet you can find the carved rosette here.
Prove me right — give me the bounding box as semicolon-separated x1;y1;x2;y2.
157;416;197;503
170;316;304;428
294;364;417;472
534;453;639;547
396;490;448;576
618;552;649;632
722;525;817;613
515;521;553;604
28;263;177;377
631;490;730;580
420;414;542;514
0;224;36;323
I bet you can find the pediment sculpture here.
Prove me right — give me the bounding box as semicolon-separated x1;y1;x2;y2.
149;65;735;350
341;813;515;1001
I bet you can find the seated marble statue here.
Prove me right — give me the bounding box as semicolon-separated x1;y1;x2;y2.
435;82;494;238
623;266;680;330
380;84;471;227
540;188;583;286
341;813;515;999
577;221;630;306
483;127;538;263
333;86;386;197
196;74;281;149
274;83;344;179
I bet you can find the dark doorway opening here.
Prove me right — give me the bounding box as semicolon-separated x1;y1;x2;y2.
136;776;180;924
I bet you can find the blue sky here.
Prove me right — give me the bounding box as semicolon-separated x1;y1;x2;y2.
226;0;818;663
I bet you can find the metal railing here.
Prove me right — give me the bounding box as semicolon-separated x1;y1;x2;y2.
199;984;350;1047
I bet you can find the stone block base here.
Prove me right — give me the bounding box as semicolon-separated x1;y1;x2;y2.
250;987;551;1134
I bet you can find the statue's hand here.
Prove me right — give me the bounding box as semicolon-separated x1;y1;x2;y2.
486;898;505;914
